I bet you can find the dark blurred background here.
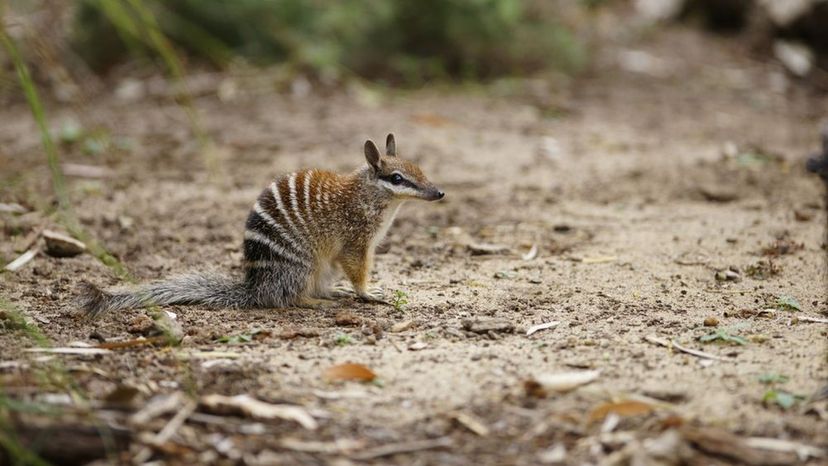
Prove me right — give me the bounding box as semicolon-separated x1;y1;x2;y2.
2;0;827;102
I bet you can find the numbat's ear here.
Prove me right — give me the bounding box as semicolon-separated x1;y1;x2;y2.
364;140;382;170
385;133;396;156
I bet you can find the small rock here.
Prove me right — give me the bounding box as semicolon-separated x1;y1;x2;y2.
462;318;514;334
760;0;814;27
538;443;567;464
391;320;414;332
118;216;135;230
278;328;321;339
537;136;562;161
128;315;155;335
467;243;510;256
703;317;720;327
115;78;146;101
641;388;688;403
335;310;361;327
634;0;685;22
715;269;741;282
408;341;429;351
774;40;814;77
0;202;28;214
794;210;813;222
698;185;739;203
42;230;86;258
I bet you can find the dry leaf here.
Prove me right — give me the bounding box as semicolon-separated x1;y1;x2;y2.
200;394;317;430
323;363;376;383
450;411;489;436
526;321;560;336
522;244;539;261
390;320;414;332
588;400;655;423
580;255;617;264
408;341;429;351
530;370;601;394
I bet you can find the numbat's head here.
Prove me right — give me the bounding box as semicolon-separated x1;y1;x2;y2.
363;134;445;201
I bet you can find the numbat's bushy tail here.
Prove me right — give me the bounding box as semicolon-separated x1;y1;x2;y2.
79;134;444;317
79;273;252;317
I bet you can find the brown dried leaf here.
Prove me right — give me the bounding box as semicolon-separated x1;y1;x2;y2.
588;400;655;423
410;113;453;127
323;363;376;383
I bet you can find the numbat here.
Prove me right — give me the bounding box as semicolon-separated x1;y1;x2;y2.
80;134;444;316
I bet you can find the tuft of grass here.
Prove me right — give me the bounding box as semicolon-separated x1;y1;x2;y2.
699;327;749;346
758;373;789;385
391;290;409;313
775;295;802;311
334;333;354;346
0;402;51;466
757;371;803;410
762;389;804;410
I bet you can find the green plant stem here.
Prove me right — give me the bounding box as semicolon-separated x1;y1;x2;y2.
0;25;68;213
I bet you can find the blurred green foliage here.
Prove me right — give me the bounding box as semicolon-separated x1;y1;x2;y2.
72;0;585;83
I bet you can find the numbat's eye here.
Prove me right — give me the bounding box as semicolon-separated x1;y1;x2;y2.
391;174;403;185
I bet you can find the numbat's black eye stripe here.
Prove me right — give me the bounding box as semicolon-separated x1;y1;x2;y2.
380;175;417;190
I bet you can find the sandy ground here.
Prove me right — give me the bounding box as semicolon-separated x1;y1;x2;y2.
1;25;827;465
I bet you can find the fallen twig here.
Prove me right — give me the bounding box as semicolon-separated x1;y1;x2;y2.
4;249;37;272
350;437;453;460
644;335;727;361
134;399;197;463
131;392;185;425
200;394;317;430
279;437;365;454
96;336;170;349
24;347;111;355
797;316;828;324
744;437;825;461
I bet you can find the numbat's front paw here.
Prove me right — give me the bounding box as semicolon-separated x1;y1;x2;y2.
357;287;387;304
328;284;354;299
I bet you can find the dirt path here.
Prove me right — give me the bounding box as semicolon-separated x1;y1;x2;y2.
1;25;826;464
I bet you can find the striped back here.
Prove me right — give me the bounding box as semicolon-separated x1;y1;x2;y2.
243;169;346;268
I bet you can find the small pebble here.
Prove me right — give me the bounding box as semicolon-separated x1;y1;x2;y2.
43;230;86;258
703;317;719;327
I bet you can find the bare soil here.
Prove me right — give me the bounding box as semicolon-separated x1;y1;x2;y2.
1;25;827;465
